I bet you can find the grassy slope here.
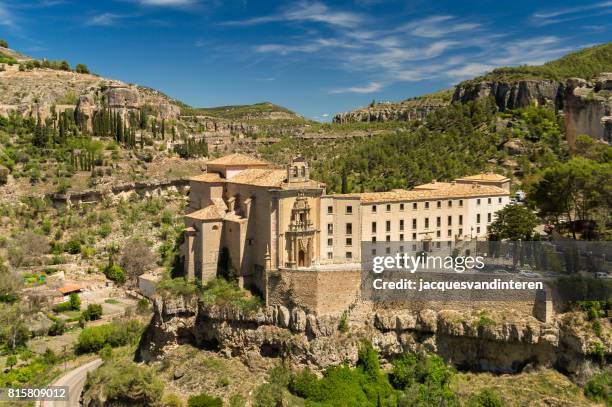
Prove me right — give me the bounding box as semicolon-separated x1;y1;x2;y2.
462;42;612;84
184;102;301;120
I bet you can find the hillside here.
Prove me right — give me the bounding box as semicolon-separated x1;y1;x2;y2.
184;102;303;121
333;89;452;124
462;42;612;85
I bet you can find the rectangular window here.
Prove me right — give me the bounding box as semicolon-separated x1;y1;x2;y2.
476;227;481;234
436;230;441;238
371;248;377;255
399;203;404;211
413;202;417;210
386;235;391;242
399;233;404;241
448;200;453;207
437;201;441;208
459;215;463;225
372;205;377;213
346;223;352;235
477;199;481;205
488;198;492;204
386;204;391;212
436;216;441;228
477;214;481;224
371;236;377;242
412;219;417;229
346;237;352;246
448;229;452;237
447;215;452;226
346;252;352;259
371;222;377;233
386;220;391;232
459;199;463;207
498;197;502;204
459;228;463;236
385;246;391;254
327;223;333;234
327;252;333;259
327;238;333;246
425;218;429;229
425;201;430;209
346;205;353;214
487;213;491;223
399;219;404;231
327;205;333;214
412;233;417;240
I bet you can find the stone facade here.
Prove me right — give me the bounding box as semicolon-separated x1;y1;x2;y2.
182;154;511;315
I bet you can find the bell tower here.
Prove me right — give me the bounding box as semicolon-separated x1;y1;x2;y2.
285;191;316;268
287;157;310;183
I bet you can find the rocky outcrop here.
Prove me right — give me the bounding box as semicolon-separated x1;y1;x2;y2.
452;79;564;111
75;83;181;132
332;103;445;124
564;73;612;145
138;297;610;378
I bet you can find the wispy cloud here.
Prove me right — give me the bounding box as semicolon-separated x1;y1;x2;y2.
0;3;15;27
329;81;383;94
532;1;612;25
397;15;481;38
86;13;127;26
222;1;363;28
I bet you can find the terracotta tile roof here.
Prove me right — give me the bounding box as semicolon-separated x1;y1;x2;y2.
186;205;225;221
188;172;225;182
455;173;510;182
206;153;270;167
333;183;507;203
57;284;81;295
227;168;287;187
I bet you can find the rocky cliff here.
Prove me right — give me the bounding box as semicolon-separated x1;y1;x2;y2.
332;91;451;124
564;73;612;145
452;79;564;111
138;296;609;380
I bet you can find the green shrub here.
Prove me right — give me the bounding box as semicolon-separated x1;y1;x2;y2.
338;311;348;333
47;320;65;336
65;239;81;254
82;303;103;321
200;277;263;314
584;371;611;404
137;298;149;314
104;264;126;284
187;392;222;407
84;360;163;406
53;301;73;312
466;389;504;407
69;293;81;310
229;394;246;407
75;320;142;354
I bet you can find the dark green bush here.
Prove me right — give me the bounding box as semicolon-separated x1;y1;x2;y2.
584;371;611;404
104;264;126;284
188;392;223;407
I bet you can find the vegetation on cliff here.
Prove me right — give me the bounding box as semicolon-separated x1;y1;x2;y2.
462;42;612;84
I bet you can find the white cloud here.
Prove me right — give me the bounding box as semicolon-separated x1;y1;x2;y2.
533;1;612;19
86;13;125;26
329;82;383;94
397;15;481;38
0;4;14;27
322;113;329;117
222;1;363;28
446;63;496;79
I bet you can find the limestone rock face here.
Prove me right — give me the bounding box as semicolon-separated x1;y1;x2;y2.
564;73;612;145
106;85;140;108
138;298;610;377
452;79;563;111
332;104;444;124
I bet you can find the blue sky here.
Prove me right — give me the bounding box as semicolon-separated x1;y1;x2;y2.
0;0;610;120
